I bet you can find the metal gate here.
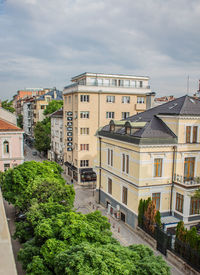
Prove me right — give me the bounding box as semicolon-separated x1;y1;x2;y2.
156;226;172;255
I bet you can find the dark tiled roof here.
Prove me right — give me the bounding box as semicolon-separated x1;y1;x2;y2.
51;108;63;118
99;95;200;145
37;89;63;101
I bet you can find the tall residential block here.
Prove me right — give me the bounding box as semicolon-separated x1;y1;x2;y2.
63;72;153;184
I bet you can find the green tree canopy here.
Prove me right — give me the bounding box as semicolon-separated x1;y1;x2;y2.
1;161;74;211
34;118;51;153
17;114;23;128
1;99;15;113
54;243;170;275
43;100;63;116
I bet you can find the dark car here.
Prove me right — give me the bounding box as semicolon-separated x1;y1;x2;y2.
32;151;37;156
15;213;26;222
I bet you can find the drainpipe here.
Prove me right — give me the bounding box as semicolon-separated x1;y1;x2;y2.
98;137;102;204
170;145;177;215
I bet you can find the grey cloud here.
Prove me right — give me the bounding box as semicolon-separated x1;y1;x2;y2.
0;0;199;99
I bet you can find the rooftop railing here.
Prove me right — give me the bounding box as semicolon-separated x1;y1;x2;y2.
64;82;151;89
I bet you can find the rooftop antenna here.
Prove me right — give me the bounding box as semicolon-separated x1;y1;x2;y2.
187;75;189;95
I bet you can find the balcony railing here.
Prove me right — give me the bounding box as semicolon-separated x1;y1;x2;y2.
64;82;150;89
174;173;200;186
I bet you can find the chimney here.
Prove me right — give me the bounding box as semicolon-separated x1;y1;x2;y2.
53;87;57;99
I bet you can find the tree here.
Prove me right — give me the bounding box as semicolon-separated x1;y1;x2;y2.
43;100;63;116
1;161;74;211
17;114;23;128
34;118;51;154
26;256;52;275
193;188;200;199
54;243;170;275
1;100;15;113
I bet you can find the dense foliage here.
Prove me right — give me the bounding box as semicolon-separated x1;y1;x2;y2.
1;99;15;113
17;114;23;128
34;118;51;153
1;162;169;274
138;198;161;231
43;100;63;116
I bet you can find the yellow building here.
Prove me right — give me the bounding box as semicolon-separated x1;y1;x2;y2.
63;72;154;184
96;95;200;229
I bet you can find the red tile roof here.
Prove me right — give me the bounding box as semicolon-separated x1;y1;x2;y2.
0;119;23;131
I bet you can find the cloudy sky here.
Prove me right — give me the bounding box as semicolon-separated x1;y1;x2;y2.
0;0;200;100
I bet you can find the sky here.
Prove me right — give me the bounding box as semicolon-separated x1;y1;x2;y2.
0;0;200;100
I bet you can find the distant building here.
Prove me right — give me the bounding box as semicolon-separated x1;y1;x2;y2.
48;108;63;163
0;104;24;172
13;88;48;116
63;72;154;184
153;95;176;107
96;95;200;230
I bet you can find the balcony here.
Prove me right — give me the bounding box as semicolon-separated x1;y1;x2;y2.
174;173;200;188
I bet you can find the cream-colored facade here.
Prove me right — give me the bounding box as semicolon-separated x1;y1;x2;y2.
96;96;200;229
63;72;153;184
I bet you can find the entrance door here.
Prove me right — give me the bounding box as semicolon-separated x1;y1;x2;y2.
121;212;126;222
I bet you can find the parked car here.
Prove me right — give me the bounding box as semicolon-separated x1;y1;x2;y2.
32;151;37;156
15;213;26;222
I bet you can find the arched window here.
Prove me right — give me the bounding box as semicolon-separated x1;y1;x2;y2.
3;141;9;153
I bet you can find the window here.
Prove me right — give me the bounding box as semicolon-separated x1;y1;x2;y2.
186;126;198;143
4;163;10;171
152;193;160;210
80;128;89;135
80;95;89;102
118;80;124;86
137;97;145;104
108;149;113;166
190;198;200;215
80;144;89;151
108;178;112;195
139;81;143;88
65;96;67;104
124;80;130;87
69;96;71;104
112;79;117;86
176;193;184;213
122;96;130;104
184;157;195;180
3;141;9;153
106;112;115;119
122;112;130;119
186;126;191;143
41;105;45;109
106;96;115;103
122;154;129;174
130;80;136;87
193;126;198;143
80;160;89;167
154;158;162;177
122;186;128;205
80;111;89;118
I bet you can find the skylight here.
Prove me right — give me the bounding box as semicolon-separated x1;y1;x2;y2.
169;103;177;109
189;98;195;104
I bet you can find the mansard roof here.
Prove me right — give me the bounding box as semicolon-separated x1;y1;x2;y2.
50;108;63;118
98;95;199;145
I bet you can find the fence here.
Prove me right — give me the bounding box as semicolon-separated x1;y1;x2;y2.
139;217;200;272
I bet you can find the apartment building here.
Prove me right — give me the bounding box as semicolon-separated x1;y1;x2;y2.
48;108;64;163
33;88;63;125
63;72;153;184
96;95;200;230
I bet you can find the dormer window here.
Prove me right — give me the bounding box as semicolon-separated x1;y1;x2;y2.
126;127;131;135
110;124;115;132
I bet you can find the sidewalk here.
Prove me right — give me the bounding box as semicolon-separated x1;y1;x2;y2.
72;181;182;275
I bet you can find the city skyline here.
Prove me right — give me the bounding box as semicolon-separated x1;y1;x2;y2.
0;0;200;100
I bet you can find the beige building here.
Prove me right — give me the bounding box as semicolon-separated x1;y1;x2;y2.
63;72;153;184
96;95;200;230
